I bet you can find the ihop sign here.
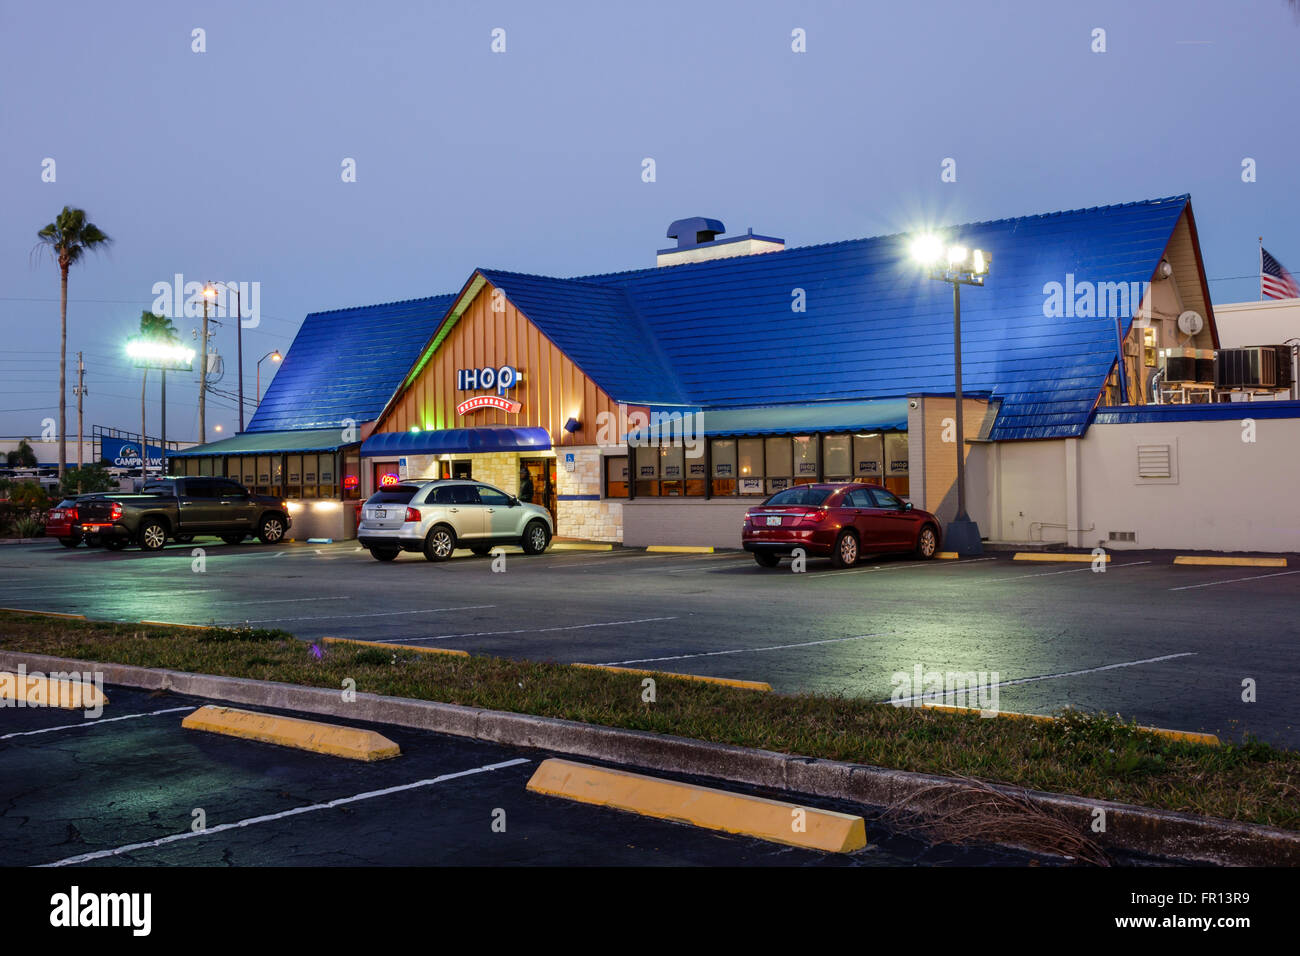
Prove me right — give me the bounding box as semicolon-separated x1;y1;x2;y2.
456;365;522;416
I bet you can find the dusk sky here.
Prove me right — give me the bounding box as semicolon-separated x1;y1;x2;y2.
3;0;1298;441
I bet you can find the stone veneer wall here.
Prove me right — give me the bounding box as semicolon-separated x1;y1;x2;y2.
555;444;622;542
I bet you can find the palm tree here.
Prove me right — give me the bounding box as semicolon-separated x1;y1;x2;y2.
136;311;179;479
35;207;112;480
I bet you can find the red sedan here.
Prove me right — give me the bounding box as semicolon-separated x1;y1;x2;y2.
46;497;89;548
742;483;941;568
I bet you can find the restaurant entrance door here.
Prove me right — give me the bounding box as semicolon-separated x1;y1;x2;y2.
519;457;557;529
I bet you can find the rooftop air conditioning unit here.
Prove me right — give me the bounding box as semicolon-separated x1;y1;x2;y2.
1216;347;1279;390
1159;347;1197;383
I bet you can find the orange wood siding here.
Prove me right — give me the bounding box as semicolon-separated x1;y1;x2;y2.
376;282;621;446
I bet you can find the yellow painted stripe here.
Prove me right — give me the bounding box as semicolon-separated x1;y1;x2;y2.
923;703;1220;746
646;545;714;554
0;671;107;709
550;542;615;551
527;758;867;853
1173;555;1287;568
1012;552;1110;563
139;620;213;630
572;662;771;691
321;637;469;657
936;552;960;560
181;705;400;761
0;608;87;620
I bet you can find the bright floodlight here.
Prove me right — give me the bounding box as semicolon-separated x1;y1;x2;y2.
947;245;968;267
972;249;987;275
910;234;945;265
126;340;196;365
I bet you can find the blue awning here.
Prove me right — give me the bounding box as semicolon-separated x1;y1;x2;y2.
361;426;552;457
626;399;911;442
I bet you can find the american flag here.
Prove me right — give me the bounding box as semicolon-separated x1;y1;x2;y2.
1261;247;1300;300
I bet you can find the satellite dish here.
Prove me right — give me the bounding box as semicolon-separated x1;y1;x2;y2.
1177;310;1204;336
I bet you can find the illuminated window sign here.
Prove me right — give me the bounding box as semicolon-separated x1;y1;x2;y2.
380;473;400;487
343;475;359;489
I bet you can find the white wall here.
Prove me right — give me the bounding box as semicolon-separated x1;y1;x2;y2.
1213;298;1299;401
978;415;1300;553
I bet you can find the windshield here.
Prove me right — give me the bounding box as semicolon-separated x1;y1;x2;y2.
764;486;832;507
367;485;421;504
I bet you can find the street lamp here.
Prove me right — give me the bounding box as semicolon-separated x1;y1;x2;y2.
206;280;247;433
910;235;991;556
256;350;282;407
126;338;196;478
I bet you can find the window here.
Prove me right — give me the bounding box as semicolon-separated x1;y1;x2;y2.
318;453;336;499
853;434;883;479
605;456;629;498
684;454;707;496
218;480;246;498
368;485;420;505
1143;327;1158;368
792;436;818;485
846;487;876;508
431;484;479;505
737;438;764;494
477;485;510;506
634;448;659;497
823;435;851;480
764;436;792;493
765;486;831;507
187;478;218;499
659;444;685;496
870;487;903;510
710;438;737;495
286;454;302;498
240;456;255;488
342;451;361;500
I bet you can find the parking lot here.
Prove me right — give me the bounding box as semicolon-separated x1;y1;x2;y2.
1;538;1297;748
1;684;1049;867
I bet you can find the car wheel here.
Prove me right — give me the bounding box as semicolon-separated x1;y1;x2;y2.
370;548;399;562
221;534;246;546
520;520;550;555
138;520;168;552
830;530;859;568
258;515;286;544
915;524;939;559
423;525;456;562
58;537;80;549
174;534;195;544
753;551;780;568
470;545;493;556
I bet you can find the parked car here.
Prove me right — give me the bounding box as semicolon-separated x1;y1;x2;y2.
357;479;553;562
45;495;105;548
74;476;290;552
742;483;941;568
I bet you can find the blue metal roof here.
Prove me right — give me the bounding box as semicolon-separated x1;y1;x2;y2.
576;196;1192;441
361;426;551;458
1091;400;1300;425
627;399;910;441
246;294;456;433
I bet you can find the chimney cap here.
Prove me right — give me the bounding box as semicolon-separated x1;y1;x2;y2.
666;217;726;249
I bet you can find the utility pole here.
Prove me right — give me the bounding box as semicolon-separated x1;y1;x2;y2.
199;294;209;444
73;351;86;471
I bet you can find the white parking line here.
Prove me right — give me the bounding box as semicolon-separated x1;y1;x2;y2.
887;652;1198;705
598;632;887;666
39;757;531;867
0;706;193;740
1168;569;1300;591
237;604;496;624
206;596;353;607
1010;560;1152;579
812;557;997;578
398;616;680;642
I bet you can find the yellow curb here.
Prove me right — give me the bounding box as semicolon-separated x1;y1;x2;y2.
526;758;867;853
139;620;213;630
321;637;469;657
1012;552;1110;563
0;608;87;620
646;545;714;553
936;552;960;560
922;703;1221;746
572;662;771;691
181;705;400;761
0;671;108;710
550;542;615;551
1173;555;1287;568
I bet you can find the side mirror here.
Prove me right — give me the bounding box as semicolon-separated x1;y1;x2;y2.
508;496;520;507
903;501;914;511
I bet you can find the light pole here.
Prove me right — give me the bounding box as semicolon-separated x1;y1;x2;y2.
910;236;991;556
126;339;195;481
256;350;282;408
206;281;246;432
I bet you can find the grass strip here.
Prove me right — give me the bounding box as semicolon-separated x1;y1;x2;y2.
1;611;1295;830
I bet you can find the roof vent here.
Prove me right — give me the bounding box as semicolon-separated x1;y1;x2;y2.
657;217;785;267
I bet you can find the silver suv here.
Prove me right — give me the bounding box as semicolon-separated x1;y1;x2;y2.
357;479;554;562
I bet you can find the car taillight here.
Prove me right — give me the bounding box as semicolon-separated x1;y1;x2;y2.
109;502;122;520
68;507;78;521
800;509;828;525
405;507;421;522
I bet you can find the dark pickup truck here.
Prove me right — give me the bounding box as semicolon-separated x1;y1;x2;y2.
76;476;291;551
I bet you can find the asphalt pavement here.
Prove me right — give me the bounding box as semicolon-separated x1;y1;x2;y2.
1;538;1296;747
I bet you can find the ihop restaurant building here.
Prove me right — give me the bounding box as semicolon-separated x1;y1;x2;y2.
170;195;1227;547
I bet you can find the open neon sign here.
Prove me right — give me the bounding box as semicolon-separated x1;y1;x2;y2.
380;473;400;487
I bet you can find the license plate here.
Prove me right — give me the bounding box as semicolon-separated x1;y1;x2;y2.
765;516;782;526
372;508;386;519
